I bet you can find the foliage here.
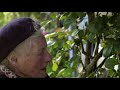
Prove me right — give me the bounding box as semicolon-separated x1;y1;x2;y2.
45;12;120;78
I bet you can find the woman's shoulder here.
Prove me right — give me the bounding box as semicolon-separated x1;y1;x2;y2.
0;73;8;78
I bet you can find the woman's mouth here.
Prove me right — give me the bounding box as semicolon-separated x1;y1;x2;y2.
41;68;46;71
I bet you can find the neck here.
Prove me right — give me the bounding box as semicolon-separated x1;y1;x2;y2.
6;64;29;78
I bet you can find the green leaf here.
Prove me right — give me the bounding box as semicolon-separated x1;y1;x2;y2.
45;32;57;39
56;56;62;65
63;43;71;51
57;68;73;77
108;69;116;77
63;20;72;29
60;15;67;20
50;12;57;19
103;45;113;58
70;55;80;68
101;41;106;48
68;12;78;20
42;20;52;27
53;42;58;48
87;33;96;43
88;23;97;33
78;30;84;38
58;32;66;39
40;20;52;26
56;68;66;77
76;12;86;18
62;68;73;77
66;40;74;45
47;40;56;47
71;29;79;37
95;22;103;33
105;58;119;69
52;63;58;71
46;63;53;76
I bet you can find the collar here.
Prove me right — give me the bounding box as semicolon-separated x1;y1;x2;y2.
0;65;18;78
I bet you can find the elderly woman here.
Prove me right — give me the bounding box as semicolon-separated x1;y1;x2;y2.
0;17;52;78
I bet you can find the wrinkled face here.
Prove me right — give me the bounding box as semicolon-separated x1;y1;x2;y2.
14;33;52;78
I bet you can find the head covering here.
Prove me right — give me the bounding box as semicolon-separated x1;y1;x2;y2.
0;17;39;62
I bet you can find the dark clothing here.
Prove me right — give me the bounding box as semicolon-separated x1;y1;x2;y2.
0;73;8;78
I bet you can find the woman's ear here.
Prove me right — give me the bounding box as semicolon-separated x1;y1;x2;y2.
7;51;17;65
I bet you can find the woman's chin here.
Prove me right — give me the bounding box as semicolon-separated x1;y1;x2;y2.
39;70;48;78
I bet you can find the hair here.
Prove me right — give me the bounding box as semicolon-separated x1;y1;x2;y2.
1;31;42;68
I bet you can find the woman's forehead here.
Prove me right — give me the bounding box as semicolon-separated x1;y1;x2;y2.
32;34;47;47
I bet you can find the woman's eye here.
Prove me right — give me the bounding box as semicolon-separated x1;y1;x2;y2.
38;48;44;54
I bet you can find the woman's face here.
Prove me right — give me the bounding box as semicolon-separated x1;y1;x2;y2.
13;34;52;78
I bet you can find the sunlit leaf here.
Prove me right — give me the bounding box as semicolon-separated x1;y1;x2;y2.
47;40;56;47
56;56;62;65
60;15;67;20
45;32;57;38
71;29;79;37
50;12;57;19
66;40;74;45
56;68;66;77
58;32;66;39
52;63;58;71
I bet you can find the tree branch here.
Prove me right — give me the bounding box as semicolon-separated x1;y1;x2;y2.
85;48;104;74
79;57;86;72
94;35;100;55
92;34;100;70
80;40;94;59
85;41;92;66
